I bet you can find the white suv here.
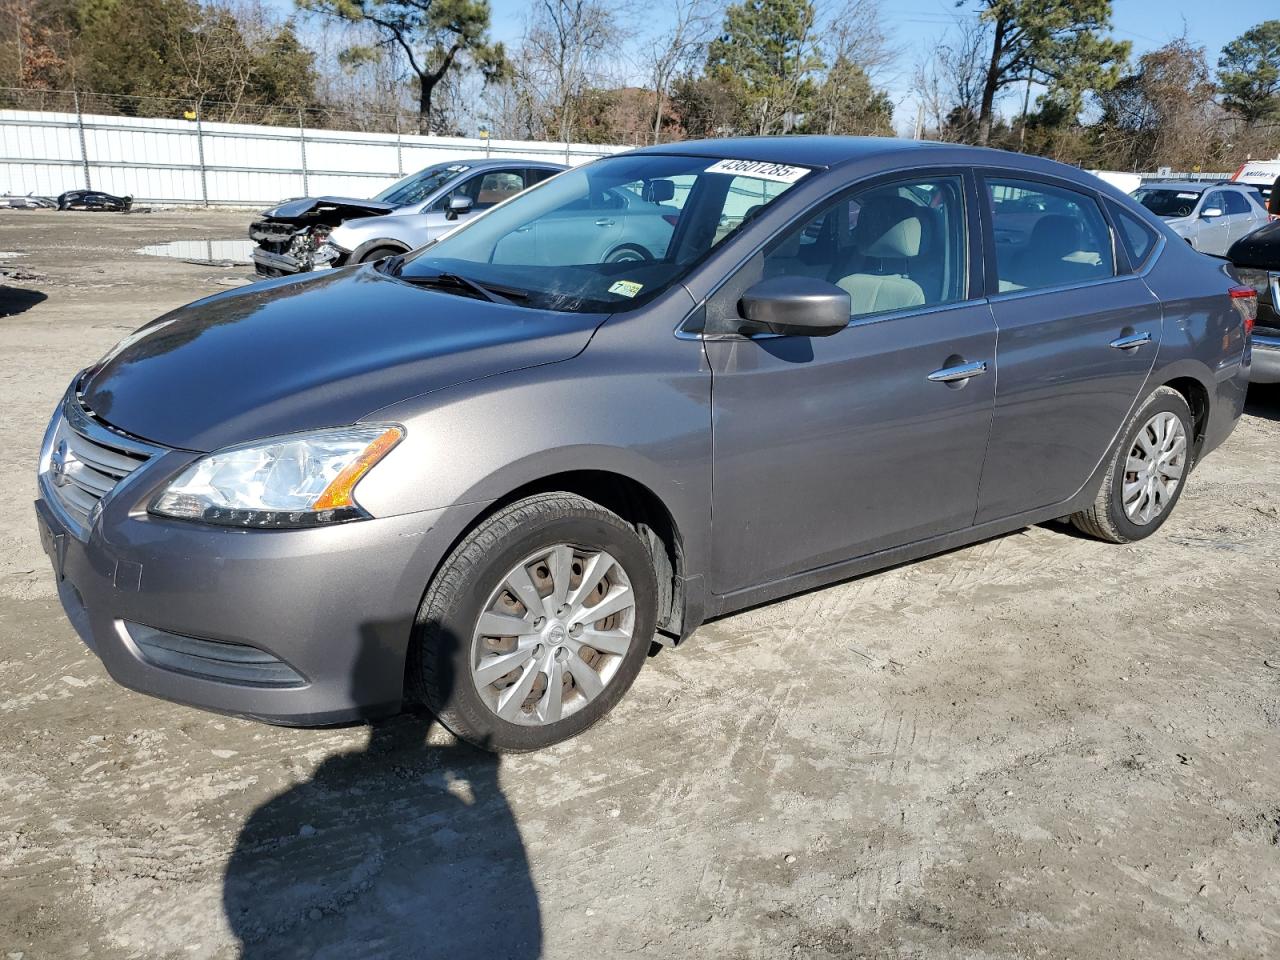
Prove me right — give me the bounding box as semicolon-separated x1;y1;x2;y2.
1131;181;1269;255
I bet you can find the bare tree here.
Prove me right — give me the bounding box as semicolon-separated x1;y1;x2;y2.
912;15;989;142
524;0;618;144
297;0;506;134
304;18;413;128
641;0;719;144
809;0;896;136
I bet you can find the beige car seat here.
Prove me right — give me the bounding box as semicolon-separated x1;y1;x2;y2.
836;196;927;315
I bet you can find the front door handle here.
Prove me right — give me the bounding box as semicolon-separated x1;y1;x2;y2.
1109;331;1151;351
928;360;988;383
595;218;616;227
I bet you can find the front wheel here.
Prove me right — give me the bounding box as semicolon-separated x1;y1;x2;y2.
1070;385;1193;543
356;245;404;265
407;493;658;752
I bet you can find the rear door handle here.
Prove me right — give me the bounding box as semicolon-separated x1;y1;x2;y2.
595;218;616;227
928;360;988;383
1109;332;1151;351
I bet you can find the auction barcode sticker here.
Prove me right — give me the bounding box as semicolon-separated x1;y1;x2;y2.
704;159;811;183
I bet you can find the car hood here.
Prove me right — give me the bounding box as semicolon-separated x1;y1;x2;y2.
1228;219;1280;268
80;266;605;451
260;196;398;223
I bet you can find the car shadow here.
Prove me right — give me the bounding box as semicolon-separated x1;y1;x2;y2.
0;285;47;317
1244;383;1280;423
222;625;541;960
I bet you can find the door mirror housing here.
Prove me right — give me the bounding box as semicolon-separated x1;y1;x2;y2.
644;179;676;203
1200;206;1223;219
739;276;850;337
445;195;474;220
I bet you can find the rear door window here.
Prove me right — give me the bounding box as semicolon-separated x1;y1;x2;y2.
986;178;1114;293
525;167;559;186
1222;191;1251;215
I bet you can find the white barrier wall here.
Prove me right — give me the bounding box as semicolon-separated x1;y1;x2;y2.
0;108;629;205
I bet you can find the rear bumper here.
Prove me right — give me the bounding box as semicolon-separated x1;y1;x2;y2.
1250;333;1280;384
35;493;467;726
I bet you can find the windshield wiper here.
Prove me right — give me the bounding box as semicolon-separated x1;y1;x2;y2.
378;253;406;275
377;256;527;305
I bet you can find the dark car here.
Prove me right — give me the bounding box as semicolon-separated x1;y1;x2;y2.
1228;220;1280;384
36;138;1253;752
57;189;132;212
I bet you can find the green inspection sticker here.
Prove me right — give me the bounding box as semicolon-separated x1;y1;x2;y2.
608;280;643;298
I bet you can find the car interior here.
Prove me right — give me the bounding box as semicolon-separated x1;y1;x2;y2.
987;181;1111;292
762;181;963;316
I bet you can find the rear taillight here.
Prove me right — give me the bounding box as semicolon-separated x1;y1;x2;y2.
662;214;680;227
1229;285;1257;335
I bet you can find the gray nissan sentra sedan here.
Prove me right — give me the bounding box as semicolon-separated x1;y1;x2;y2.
35;137;1257;752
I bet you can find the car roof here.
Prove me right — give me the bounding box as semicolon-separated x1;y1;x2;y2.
1141;181;1255;193
416;157;565;173
627;135;1025;169
1139;181;1212;191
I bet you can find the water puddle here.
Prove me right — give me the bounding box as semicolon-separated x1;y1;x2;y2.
136;239;254;265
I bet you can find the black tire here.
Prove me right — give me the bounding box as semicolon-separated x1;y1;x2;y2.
357;245;404;265
603;244;651;264
406;493;658;752
1069;385;1194;543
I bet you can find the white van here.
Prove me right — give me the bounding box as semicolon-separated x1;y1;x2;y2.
1230;159;1280;217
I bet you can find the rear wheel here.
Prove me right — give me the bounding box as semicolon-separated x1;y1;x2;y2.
1070;386;1193;543
407;493;657;752
603;244;651;264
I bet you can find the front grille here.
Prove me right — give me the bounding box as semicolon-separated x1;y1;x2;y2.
41;393;164;537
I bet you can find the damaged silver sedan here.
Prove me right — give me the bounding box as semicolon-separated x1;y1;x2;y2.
249;159;564;277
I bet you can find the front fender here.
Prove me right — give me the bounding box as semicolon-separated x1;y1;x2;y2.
353;299;712;586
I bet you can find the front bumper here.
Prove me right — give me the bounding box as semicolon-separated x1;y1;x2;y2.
251;246;304;277
35;491;461;726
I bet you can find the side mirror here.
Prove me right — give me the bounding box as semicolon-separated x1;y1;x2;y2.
445;195;474;221
644;179;675;203
739;276;850;337
1201;206;1223;219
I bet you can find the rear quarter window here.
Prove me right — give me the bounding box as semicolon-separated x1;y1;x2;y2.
1108;201;1159;269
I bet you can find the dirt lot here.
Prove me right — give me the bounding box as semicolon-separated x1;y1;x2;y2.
1;209;1279;960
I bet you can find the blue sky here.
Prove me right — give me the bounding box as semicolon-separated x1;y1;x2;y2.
282;0;1266;133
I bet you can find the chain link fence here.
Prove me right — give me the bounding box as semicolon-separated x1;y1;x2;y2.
0;88;627;206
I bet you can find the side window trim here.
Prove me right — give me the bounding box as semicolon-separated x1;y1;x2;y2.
1098;197;1135;275
976;168;1120;298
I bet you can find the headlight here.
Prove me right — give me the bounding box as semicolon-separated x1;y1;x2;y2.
150;425;402;528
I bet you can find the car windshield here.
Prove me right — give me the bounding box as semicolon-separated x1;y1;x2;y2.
398;154;813;312
373;163;472;206
1132;188;1202;219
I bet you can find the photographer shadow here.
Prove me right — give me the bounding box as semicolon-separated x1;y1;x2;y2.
223;626;541;960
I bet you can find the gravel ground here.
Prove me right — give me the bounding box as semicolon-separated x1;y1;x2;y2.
1;209;1279;960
